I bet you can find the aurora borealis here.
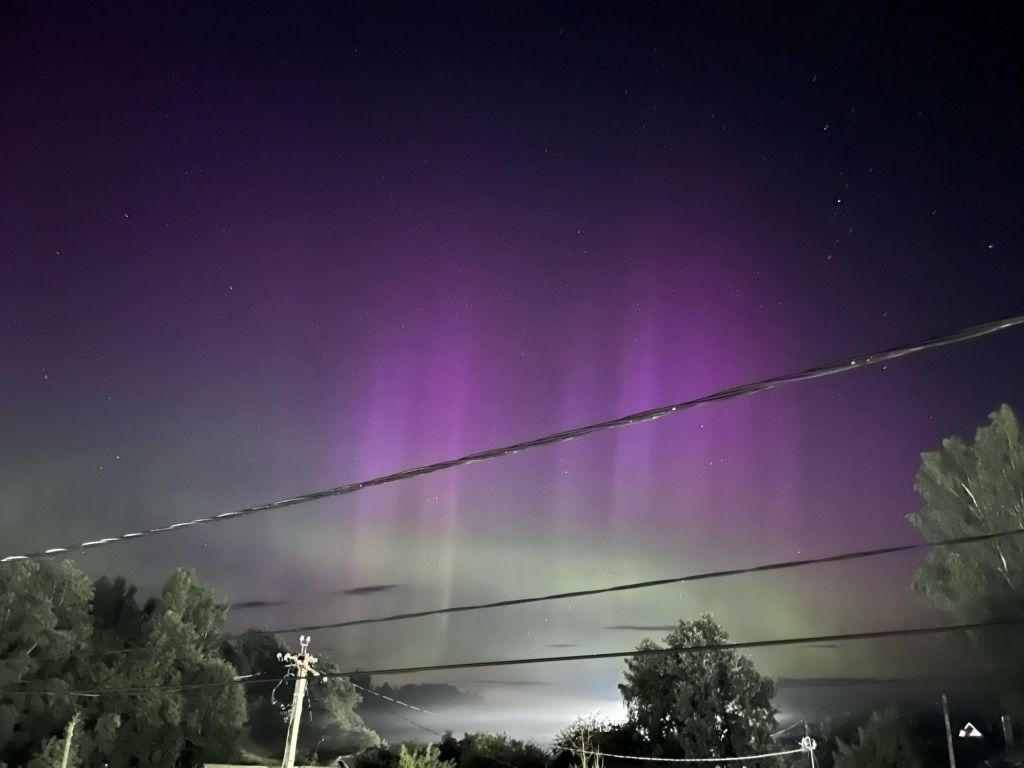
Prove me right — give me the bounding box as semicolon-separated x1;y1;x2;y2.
2;1;1023;743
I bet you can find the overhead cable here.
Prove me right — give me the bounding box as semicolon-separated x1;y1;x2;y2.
0;645;155;666
3;312;1022;564
372;699;445;739
351;679;531;768
581;747;810;763
3;615;1021;698
0;673;286;697
326;616;1024;677
348;679;435;715
6;527;1021;670
262;526;1024;634
770;719;805;739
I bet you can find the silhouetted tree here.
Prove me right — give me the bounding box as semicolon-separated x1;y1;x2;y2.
437;731;462;765
832;709;923;768
618;614;778;761
0;561;247;768
0;559;93;768
458;732;548;768
909;404;1024;716
356;744;401;768
399;744;456;768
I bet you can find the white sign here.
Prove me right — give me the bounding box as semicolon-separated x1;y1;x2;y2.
959;722;983;739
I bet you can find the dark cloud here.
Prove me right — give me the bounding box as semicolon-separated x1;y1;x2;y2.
227;599;286;610
547;643;578;648
464;679;553;687
333;584;405;597
776;676;909;689
605;624;676;632
224;583;404;610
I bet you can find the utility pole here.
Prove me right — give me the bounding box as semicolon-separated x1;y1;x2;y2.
801;716;817;768
281;635;320;768
60;712;80;768
942;694;957;768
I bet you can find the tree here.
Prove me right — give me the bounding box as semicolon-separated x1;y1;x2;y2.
0;559;95;768
398;744;455;768
457;732;548;768
311;658;382;757
832;709;923;768
908;404;1024;714
618;614;778;761
80;567;248;768
355;745;400;768
554;714;643;764
1;561;249;768
554;714;616;768
223;629;295;753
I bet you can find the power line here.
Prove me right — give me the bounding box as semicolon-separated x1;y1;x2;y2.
4;616;1021;698
371;697;446;739
770;720;805;739
583;747;810;763
7;527;1020;670
352;682;454;743
328;616;1024;677
4;312;1022;564
360;691;533;768
260;526;1024;635
0;646;155;666
350;679;516;767
349;679;436;715
0;673;286;697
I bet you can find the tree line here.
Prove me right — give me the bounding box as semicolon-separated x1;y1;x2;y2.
2;404;1022;768
0;560;380;768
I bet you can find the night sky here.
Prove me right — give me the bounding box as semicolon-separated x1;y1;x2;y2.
2;1;1023;744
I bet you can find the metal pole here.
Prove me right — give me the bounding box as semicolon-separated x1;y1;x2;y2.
942;694;957;768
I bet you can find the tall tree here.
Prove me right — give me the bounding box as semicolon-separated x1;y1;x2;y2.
82;567;248;768
618;614;778;761
0;559;93;768
1;561;249;768
908;404;1024;714
832;709;923;768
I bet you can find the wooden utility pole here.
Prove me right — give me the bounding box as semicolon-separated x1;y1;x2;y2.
942;694;957;768
281;634;320;768
801;717;817;768
60;712;80;768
